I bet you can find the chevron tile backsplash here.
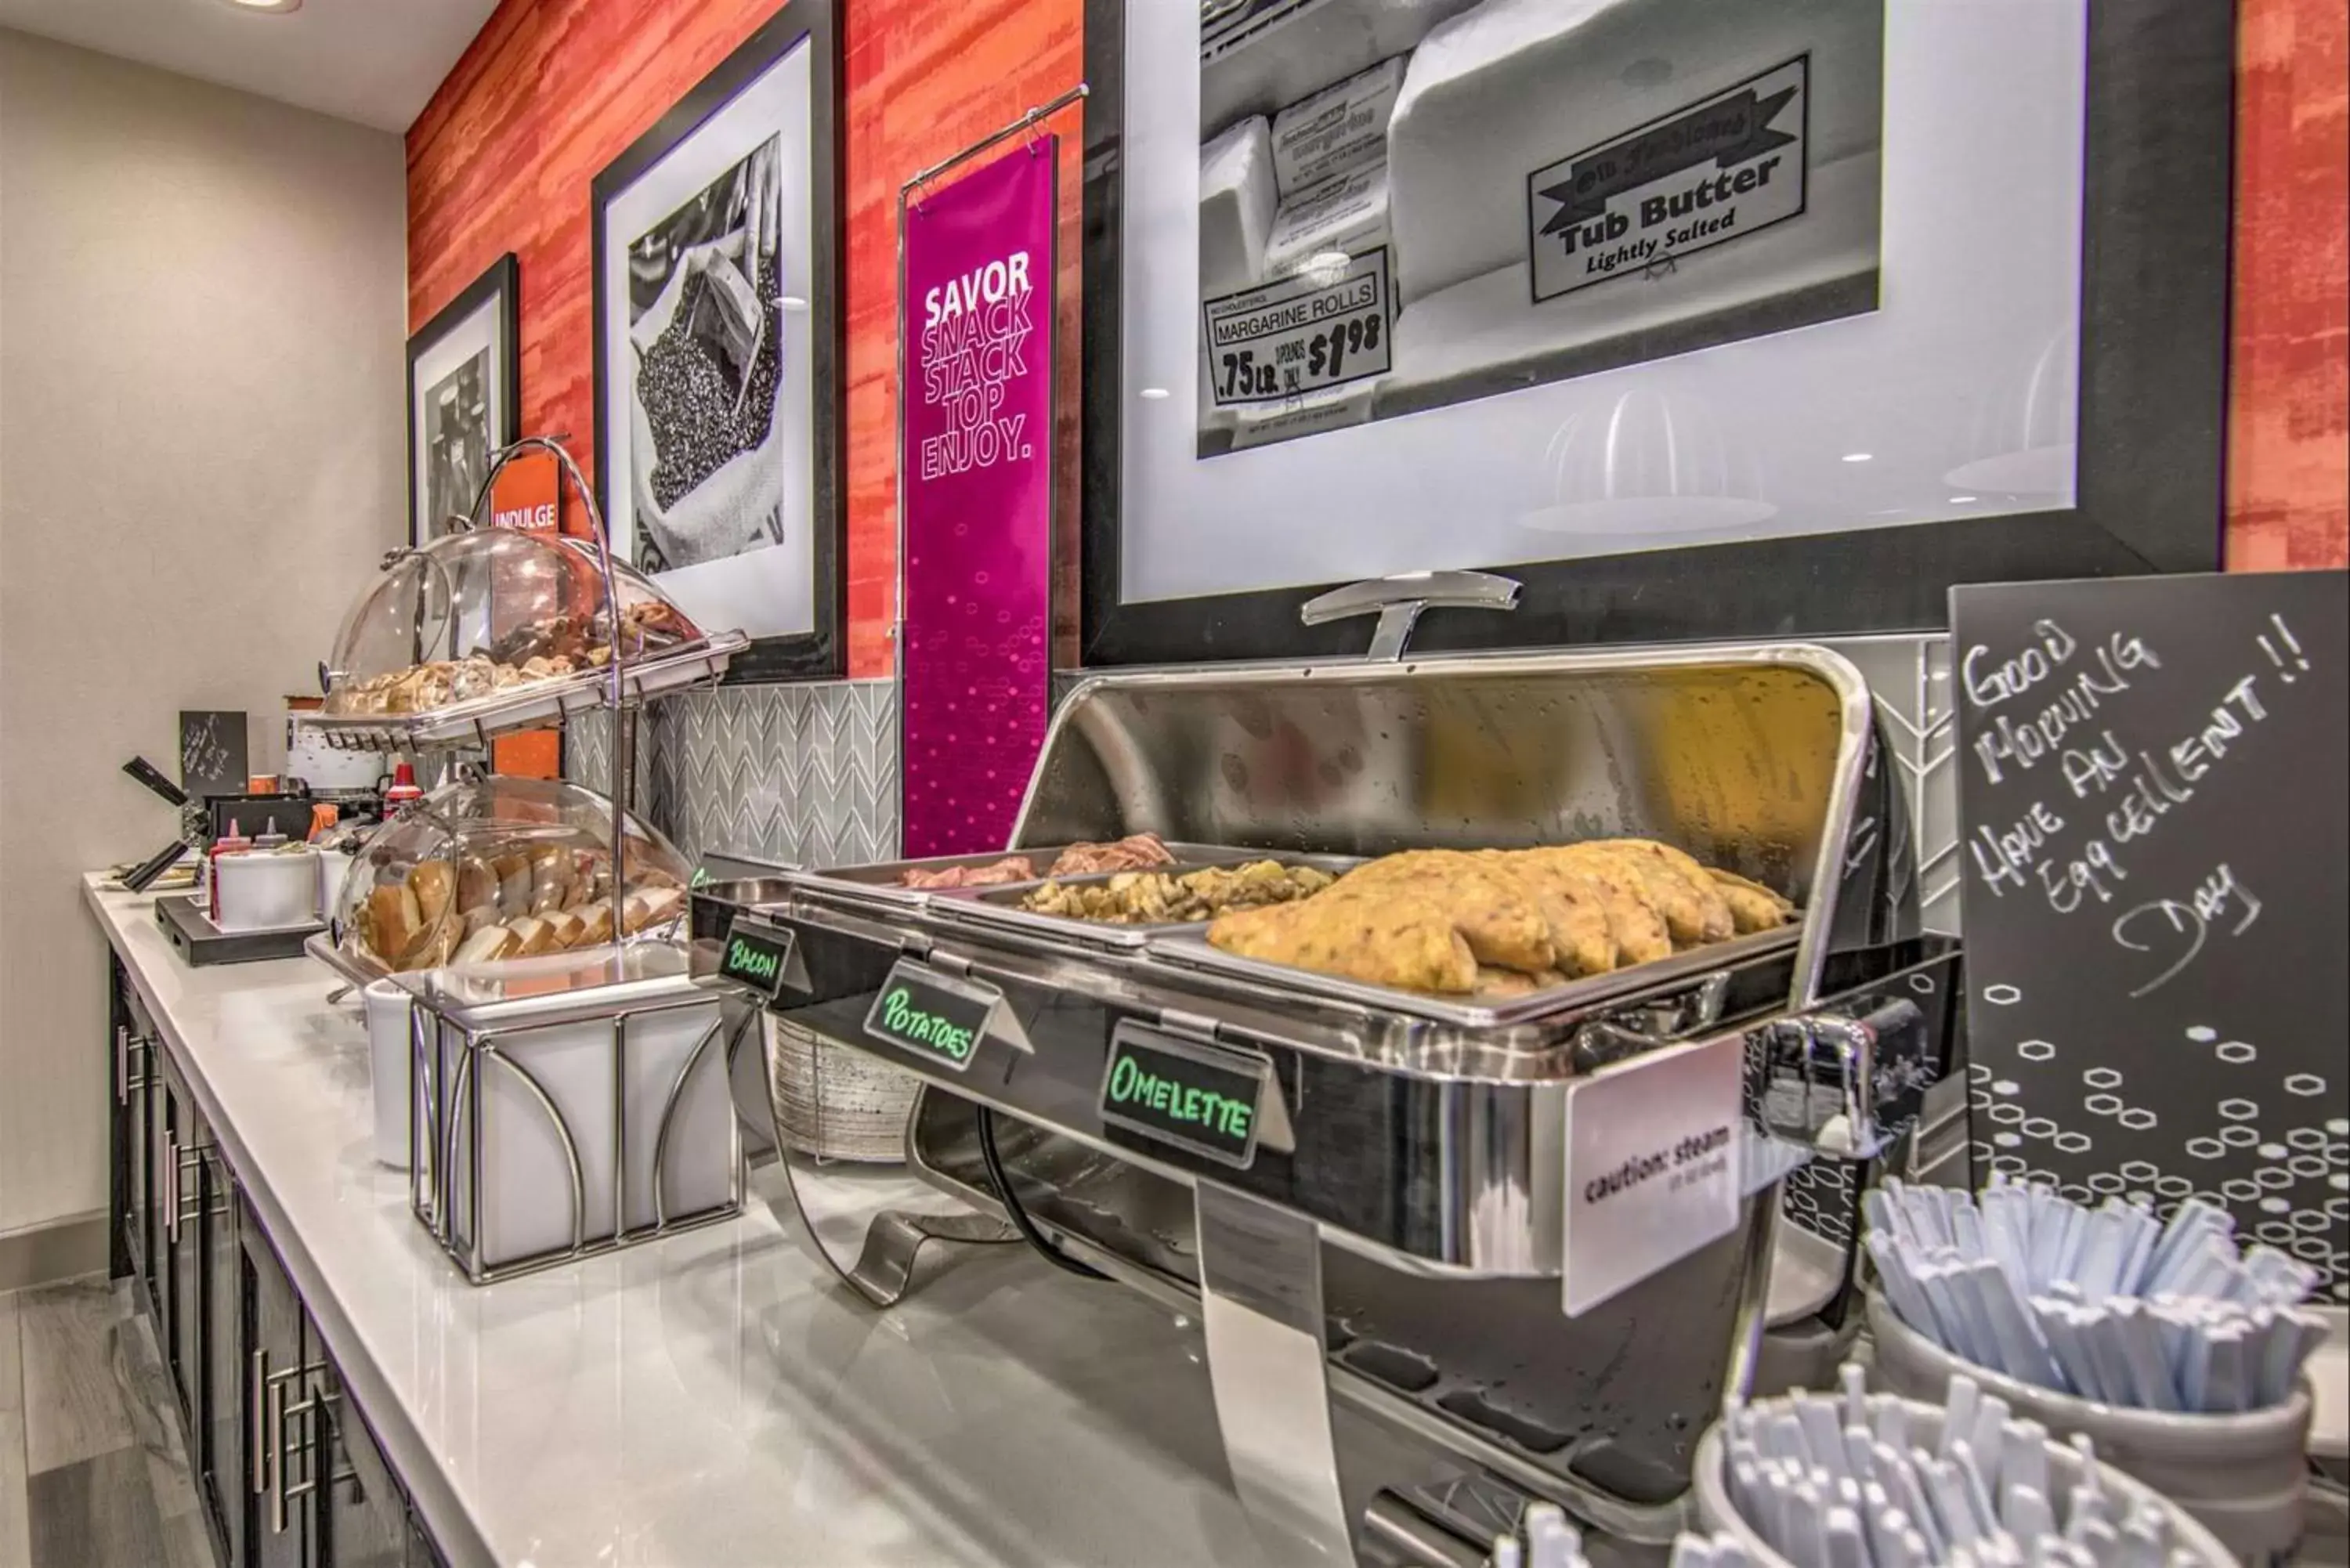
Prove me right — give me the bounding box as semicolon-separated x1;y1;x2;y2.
577;642;1955;930
570;680;899;869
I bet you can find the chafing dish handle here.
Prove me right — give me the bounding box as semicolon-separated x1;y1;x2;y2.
1757;996;1929;1161
1298;571;1520;661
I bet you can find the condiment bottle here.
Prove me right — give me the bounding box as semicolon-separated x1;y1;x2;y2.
205;819;253;918
254;816;288;852
383;761;424;811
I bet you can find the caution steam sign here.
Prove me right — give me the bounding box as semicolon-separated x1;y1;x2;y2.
1527;56;1808;305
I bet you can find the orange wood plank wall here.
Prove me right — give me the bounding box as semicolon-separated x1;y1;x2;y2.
410;0;2345;676
407;0;1084;680
2228;0;2348;572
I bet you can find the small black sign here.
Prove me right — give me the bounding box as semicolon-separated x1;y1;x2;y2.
715;916;794;1001
1098;1021;1271;1169
862;959;1002;1072
1950;571;2347;1281
179;710;249;801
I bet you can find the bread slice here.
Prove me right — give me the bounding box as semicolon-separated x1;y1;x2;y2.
454;925;516;966
504;915;555;956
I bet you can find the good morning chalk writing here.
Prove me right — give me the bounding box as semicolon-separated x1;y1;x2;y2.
1960;610;2317;995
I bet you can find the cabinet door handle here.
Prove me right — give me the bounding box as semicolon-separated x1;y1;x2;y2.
251;1349;271;1495
266;1375;287;1534
117;1031;153;1105
261;1358;329;1533
164;1143;203;1244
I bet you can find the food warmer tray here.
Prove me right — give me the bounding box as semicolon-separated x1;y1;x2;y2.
696;639;1951;1557
298;630;749;753
925;852;1365;952
1144;921;1799;1029
774;841;1351;914
709;642;1936;1266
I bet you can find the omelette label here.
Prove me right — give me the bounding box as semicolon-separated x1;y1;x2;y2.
1528;56;1809;305
862;961;1007;1072
1098;1022;1271;1169
1560;1032;1743;1317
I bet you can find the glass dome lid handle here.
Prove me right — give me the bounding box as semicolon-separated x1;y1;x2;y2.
461;435;634;958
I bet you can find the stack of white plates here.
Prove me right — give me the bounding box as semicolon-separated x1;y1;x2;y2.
764;1013;922;1163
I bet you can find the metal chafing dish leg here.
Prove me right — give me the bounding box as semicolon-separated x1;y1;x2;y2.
1194;1185;1359;1566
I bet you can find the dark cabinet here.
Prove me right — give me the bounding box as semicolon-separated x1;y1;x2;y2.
107;960;446;1568
109;956;157;1294
245;1216;313;1568
156;1054;212;1445
315;1376;410;1568
206;1146;248;1568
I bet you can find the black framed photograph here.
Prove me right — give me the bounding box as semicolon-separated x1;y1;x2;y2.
592;0;844;681
407;252;519;547
1082;0;2235;667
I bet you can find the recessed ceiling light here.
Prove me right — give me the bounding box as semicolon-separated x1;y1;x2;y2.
1841;452;1873;463
1137;387;1170;400
1949;494;1979;504
218;0;302;13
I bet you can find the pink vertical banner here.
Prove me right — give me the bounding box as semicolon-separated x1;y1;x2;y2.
899;140;1056;857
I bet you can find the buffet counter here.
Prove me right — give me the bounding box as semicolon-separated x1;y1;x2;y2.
83;876;1283;1568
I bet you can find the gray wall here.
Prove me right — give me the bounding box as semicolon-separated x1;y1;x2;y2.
0;30;407;1239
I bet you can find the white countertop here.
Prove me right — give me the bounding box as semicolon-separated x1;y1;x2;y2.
85;877;1283;1568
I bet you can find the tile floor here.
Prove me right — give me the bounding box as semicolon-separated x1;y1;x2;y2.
0;1275;215;1568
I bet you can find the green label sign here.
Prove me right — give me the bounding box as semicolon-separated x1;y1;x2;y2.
717;917;793;1000
861;961;1000;1073
1098;1023;1271;1169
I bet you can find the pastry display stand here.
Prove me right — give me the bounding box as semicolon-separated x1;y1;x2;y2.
297;434;739;981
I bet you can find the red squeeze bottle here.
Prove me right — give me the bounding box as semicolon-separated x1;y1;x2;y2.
204;818;253;919
383;761;424;811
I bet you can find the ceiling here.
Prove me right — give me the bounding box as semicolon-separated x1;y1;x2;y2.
0;0;498;132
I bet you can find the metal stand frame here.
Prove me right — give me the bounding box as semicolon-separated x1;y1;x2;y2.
408;986;743;1286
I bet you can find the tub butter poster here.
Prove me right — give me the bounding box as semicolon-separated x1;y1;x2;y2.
900;143;1056;857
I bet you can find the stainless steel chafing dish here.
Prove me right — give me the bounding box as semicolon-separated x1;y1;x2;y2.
693;584;1958;1564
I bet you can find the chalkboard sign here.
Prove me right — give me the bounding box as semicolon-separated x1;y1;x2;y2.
715;916;794;1002
178;710;248;801
1099;1021;1270;1169
1950;571;2348;1307
862;960;1003;1072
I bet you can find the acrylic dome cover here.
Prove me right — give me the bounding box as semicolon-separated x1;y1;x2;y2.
321;530;703;717
332;775;692;975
